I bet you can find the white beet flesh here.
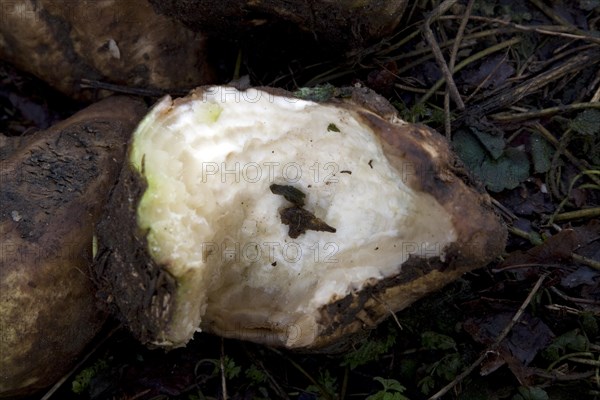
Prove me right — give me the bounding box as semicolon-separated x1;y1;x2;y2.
130;87;457;347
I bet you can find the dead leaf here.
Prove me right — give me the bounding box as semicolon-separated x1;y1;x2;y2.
464;311;554;384
459;54;515;91
501;220;600;268
495;184;555;217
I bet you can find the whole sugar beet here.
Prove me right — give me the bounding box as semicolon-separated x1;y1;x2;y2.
0;96;146;398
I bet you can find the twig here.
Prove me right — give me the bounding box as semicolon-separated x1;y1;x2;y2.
549;170;600;224
79;78;189;97
592;81;600;102
428;273;548;400
422;0;465;110
339;366;349;400
448;1;472;83
233;48;243;81
444;0;474;136
569;357;600;367
394;83;446;95
242;345;290;400
492;263;567;273
528;0;576;28
307;27;518;85
464;52;510;104
572;253;600;271
419;37;522;106
389;28;512;65
459;49;600;122
531;123;600;188
550;287;600;306
491;198;518;221
371;26;423;58
491;101;600;121
268;348;335;400
529;367;596;381
553;207;600;222
304;66;358;87
443;16;600;45
546;303;589;316
128;389;152;400
371;292;404;330
507;225;543;246
548;128;574;199
220;338;228;400
548;352;597;370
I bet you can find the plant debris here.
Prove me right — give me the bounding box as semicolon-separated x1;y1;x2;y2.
270;184;336;238
269;183;306;207
278;206;337;239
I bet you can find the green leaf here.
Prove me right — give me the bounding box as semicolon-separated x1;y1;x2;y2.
369;392;408;400
452;130;486;170
530;133;554;173
71;359;109;394
435;353;463;381
293;84;336;102
512;386;549;400
245;364;268;384
341;329;396;369
214;356;240;380
479;147;530;192
396;102;445;124
580;311;599;338
373;377;406;393
367;377;409;400
569;109;600;136
421;331;457;351
453;125;530;192
418;375;436;395
305;369;338;398
470;128;506;159
542;329;589;361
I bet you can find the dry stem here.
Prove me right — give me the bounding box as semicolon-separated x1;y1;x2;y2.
428;273;548;400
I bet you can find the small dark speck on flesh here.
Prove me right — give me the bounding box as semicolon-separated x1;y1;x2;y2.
340;170;351;174
327;123;340;132
368;159;374;168
271;261;277;267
